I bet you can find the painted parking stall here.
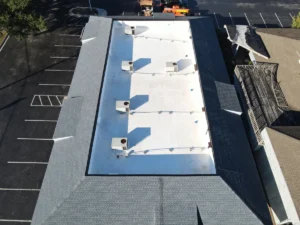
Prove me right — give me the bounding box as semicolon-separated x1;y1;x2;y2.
197;11;297;28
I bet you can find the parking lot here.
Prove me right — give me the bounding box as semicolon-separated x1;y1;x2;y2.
196;11;297;28
0;20;84;223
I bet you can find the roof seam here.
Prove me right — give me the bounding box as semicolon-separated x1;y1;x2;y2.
40;176;86;225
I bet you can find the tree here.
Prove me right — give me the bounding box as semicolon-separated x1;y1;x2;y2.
292;12;300;28
0;0;46;39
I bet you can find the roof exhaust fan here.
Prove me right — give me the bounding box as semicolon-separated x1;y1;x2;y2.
122;61;134;72
111;138;128;151
116;101;130;113
125;26;135;35
166;62;178;72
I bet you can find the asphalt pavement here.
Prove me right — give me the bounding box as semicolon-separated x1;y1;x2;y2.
0;23;82;224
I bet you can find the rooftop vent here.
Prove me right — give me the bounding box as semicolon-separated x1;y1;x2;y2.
125;26;135;35
122;61;134;72
166;62;178;72
116;101;130;113
111;138;128;151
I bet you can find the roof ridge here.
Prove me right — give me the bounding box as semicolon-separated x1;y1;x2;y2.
268;127;300;144
256;29;300;41
40;176;86;225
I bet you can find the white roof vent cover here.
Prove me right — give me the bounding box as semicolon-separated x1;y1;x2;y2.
166;62;178;72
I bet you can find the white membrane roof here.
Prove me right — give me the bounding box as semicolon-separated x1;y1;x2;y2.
88;20;215;175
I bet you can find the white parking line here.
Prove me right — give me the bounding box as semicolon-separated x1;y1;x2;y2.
47;96;53;106
259;13;267;28
54;45;81;48
58;34;80;37
25;119;57;122
31;95;65;107
45;69;74;72
56;96;62;106
0;35;10;52
213;13;220;29
229;12;234;25
0;188;40;191
244;13;251;26
0;219;31;223
275;13;283;27
7;161;48;164
39;83;70;87
50;56;77;59
80;27;85;39
17;137;53;141
289;13;294;19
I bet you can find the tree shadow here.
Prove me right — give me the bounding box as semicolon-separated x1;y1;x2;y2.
0;97;27;111
0;55;78;91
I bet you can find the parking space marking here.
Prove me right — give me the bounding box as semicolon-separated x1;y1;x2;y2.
80;27;85;39
259;13;267;28
39;83;71;87
0;35;10;52
17;137;53;141
244;13;251;25
213;13;220;28
0;188;40;191
54;44;81;48
0;219;31;223
45;69;74;72
274;13;283;27
56;96;62;105
25;119;57;122
31;95;64;107
289;13;294;19
229;12;234;25
58;34;80;37
7;161;48;164
50;56;77;59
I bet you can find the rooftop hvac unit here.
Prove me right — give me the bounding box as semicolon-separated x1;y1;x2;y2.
122;61;134;72
116;101;130;113
166;62;178;72
125;26;135;35
111;138;128;151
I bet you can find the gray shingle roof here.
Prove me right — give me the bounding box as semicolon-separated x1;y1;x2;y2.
31;16;272;225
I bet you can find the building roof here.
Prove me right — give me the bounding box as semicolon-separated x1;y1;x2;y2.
253;29;300;111
88;20;214;175
235;64;297;129
224;25;269;59
256;28;300;41
31;16;272;225
265;127;300;217
271;126;300;141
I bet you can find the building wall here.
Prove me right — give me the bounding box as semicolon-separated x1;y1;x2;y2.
257;129;299;224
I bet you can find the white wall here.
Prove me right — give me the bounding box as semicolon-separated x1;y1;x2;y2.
261;129;299;224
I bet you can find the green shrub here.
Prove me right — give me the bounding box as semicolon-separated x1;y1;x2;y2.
292;12;300;28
